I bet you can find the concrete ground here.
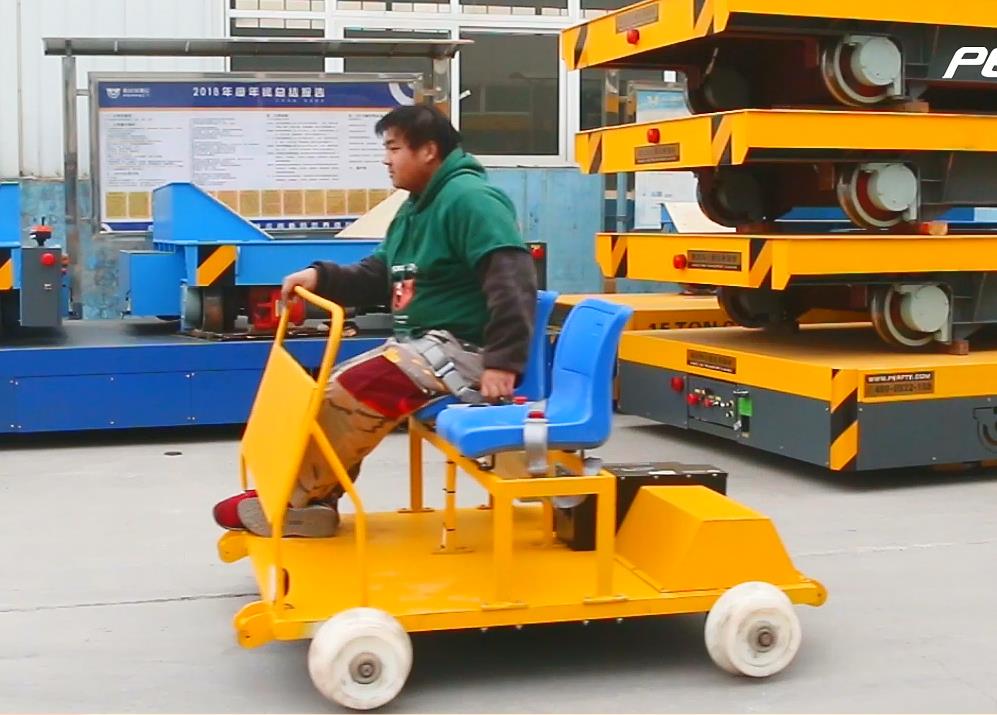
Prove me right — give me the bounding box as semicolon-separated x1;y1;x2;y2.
2;414;997;713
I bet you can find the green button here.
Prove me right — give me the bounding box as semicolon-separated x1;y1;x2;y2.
738;396;753;417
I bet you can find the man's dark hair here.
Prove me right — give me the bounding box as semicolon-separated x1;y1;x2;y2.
375;104;462;159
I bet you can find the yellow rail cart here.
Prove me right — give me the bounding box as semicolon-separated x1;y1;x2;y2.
216;288;826;710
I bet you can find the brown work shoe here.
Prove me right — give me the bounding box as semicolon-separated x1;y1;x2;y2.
236;497;340;538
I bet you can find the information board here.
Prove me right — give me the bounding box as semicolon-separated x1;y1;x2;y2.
90;74;418;232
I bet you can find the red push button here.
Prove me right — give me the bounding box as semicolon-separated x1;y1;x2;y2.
686;393;701;407
626;28;640;44
673;254;688;270
646;127;660;144
670;376;685;392
40;252;57;267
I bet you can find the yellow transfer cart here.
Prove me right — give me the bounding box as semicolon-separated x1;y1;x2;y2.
217;287;826;710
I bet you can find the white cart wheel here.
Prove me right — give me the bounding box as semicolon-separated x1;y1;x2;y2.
704;581;802;678
308;608;413;711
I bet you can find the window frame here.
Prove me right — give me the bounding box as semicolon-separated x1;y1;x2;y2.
226;0;586;166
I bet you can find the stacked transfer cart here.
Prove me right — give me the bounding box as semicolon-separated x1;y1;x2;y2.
563;1;997;472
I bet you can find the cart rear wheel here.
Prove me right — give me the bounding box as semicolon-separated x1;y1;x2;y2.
704;581;802;678
308;607;413;711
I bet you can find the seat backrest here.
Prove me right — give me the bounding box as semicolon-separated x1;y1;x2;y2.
516;289;559;401
545;298;634;443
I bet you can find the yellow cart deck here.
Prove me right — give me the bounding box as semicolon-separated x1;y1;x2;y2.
222;499;825;640
562;0;997;72
554;292;864;329
594;232;997;290
617;323;997;471
575;110;997;175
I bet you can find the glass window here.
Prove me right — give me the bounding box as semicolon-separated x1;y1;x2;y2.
342;28;450;85
459;0;567;17
579;69;679;130
336;0;449;12
229;23;326;72
579;0;632;13
459;32;559;155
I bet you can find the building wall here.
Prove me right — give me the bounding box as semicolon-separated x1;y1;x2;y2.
6;0;225;179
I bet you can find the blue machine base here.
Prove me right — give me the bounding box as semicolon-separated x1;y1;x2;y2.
0;321;385;434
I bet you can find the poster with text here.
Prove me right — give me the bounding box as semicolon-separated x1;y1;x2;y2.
95;78;415;231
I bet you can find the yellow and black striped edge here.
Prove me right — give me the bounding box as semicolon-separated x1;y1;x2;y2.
829;368;859;471
578;111;740;175
564;0;721;71
596;233;775;287
607;234;628;278
195;245;237;287
693;0;717;38
710;114;733;166
748;238;772;289
0;248;13;291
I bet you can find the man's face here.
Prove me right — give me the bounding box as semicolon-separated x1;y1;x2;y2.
382;127;438;194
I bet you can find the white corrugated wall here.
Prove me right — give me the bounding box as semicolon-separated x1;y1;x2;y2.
4;0;226;179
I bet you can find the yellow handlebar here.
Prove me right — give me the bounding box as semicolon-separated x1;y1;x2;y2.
291;285;341;316
276;286;346;393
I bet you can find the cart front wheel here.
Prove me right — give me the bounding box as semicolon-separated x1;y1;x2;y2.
308;607;413;710
704;581;802;678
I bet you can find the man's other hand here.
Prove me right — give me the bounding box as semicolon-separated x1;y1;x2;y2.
281;267;319;303
480;368;516;400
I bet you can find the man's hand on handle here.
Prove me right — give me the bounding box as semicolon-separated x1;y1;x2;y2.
480;368;516;401
281;267;319;304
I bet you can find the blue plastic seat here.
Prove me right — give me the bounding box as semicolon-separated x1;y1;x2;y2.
412;290;559;423
435;298;634;458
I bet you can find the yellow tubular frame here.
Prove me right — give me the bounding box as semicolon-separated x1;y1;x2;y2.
407;419;621;607
266;287;370;608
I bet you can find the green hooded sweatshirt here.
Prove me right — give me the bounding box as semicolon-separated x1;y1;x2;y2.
372;149;528;346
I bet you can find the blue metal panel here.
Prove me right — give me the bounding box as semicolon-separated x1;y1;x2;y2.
152;183;271;243
0;377;13;430
11;247;22;290
0;328;383;433
189;369;264;425
489;168;604;294
119;251;185;316
233;240;380;284
12;372;192;432
0;183;19;241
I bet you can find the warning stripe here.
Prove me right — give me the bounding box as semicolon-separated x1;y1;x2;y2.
711;114;733;166
0;248;12;291
829;368;859;471
572;24;588;69
588;135;604;174
693;0;715;37
609;234;628;278
748;238;772;288
196;245;237;287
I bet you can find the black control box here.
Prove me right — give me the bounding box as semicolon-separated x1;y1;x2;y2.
554;462;728;551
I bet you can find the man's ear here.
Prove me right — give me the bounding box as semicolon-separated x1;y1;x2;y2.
422;140;441;163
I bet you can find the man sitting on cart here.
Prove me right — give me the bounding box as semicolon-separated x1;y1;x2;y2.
213;103;538;538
